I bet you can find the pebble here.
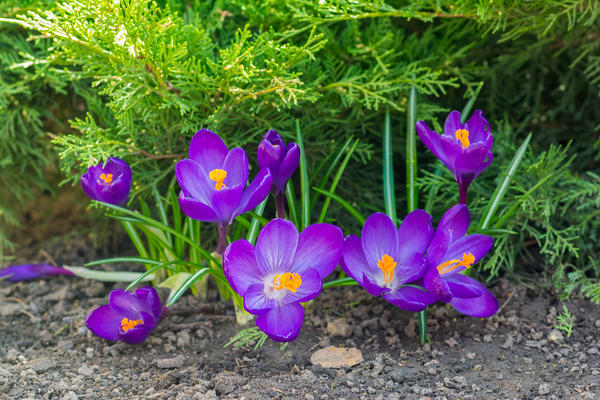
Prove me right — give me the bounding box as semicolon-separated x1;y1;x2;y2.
525;340;541;348
157;354;185;369
327;318;352;337
466;352;476;360
501;336;514;349
445;337;458;347
177;330;191;347
482;334;492;343
310;347;363;369
595;320;600;328
539;383;551;395
77;364;93;376
30;358;56;373
588;347;599;355
61;391;78;400
0;303;23;316
548;329;564;344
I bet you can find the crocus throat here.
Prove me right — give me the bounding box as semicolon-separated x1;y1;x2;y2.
436;252;475;275
120;317;143;332
377;254;397;283
209;169;227;190
99;173;113;185
272;273;302;293
455;129;470;150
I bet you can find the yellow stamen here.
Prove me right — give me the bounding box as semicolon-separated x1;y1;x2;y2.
272;273;302;293
208;169;227;190
455;129;470;150
377;254;397;283
436;252;475;275
99;173;113;185
120;317;143;332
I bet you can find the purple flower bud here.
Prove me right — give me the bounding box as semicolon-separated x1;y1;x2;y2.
257;130;300;194
86;287;162;344
81;157;132;205
417;110;493;203
0;263;74;282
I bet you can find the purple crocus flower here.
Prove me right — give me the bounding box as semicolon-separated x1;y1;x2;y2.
257;130;300;195
86;287;162;344
223;218;343;342
0;263;74;282
422;204;498;318
176;129;272;228
81;157;132;205
417;110;493;203
341;211;437;312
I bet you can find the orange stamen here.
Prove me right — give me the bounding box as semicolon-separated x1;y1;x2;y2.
272;273;302;293
208;169;227;190
99;173;113;185
436;252;475;275
120;317;143;332
377;254;397;283
455;129;470;150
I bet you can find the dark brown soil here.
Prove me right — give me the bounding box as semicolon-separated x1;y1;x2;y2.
1;235;599;400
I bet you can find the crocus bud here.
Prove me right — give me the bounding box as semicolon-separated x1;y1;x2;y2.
0;264;74;282
257;130;300;194
81;157;132;205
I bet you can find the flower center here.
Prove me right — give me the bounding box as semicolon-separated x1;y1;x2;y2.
436;252;475;275
377;254;397;283
272;273;302;293
99;173;113;185
455;129;470;150
120;317;143;332
208;169;227;190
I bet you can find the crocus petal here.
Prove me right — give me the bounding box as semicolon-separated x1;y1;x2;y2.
222;147;249;188
281;268;322;304
426;227;452;268
257;130;284;171
445;273;482;299
108;289;145;320
448;275;499;317
86;304;122;342
134;287;162;322
119;311;156;344
464;110;491;144
393;252;427;286
178;192;219;222
188;129;228;171
244;283;277;314
80;173;100;201
443;110;464;137
0;264;74;282
361;273;387;297
455;143;492;176
275;143;300;193
212;184;244;226
255;219;298;274
223;239;263;296
175;159;214;205
383;286;437;312
436;204;470;241
340;235;376;282
396;209;434;262
361;213;398;269
290;223;344;278
256;302;304;342
235;168;273;216
443;234;493;271
424;267;452;303
416;121;446;164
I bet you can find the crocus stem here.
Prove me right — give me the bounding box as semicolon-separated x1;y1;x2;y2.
275;192;287;219
459;184;468;204
215;225;229;255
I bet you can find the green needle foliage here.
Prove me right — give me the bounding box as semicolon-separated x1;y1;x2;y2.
1;0;599;301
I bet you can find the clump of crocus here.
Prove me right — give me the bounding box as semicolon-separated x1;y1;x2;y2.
0;263;74;282
341;211;436;312
423;204;498;317
176;129;272;253
223;219;343;342
416;110;493;203
81;157;132;205
257;129;300;217
86;287;162;344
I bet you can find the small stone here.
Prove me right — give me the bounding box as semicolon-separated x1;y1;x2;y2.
445;337;458;347
327;318;352;337
595;320;600;329
482;334;492;343
454;375;467;388
30;358;56;373
588;347;599;355
77;364;93;376
177;330;191;347
157;354;185;369
523;357;533;365
0;303;23;316
525;340;541;348
538;383;551;395
502;336;514;349
310;347;363;369
548;329;564;344
78;327;88;337
61;391;78;400
0;366;11;377
466;352;476;360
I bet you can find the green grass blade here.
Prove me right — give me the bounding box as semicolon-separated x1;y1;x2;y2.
85;257;164;267
285;182;299;226
418;307;428;346
247;196;269;245
153;185;172;246
121;220;149;258
310;137;353;210
318;139;359;223
383;110;397;222
479;133;532;230
126;264;177;291
460;81;484;121
406;87;418;213
296;120;310;229
64;266;154;282
322;277;359;289
312;187;365;225
167;268;211;306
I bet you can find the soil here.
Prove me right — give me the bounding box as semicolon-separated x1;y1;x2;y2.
1;236;599;400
